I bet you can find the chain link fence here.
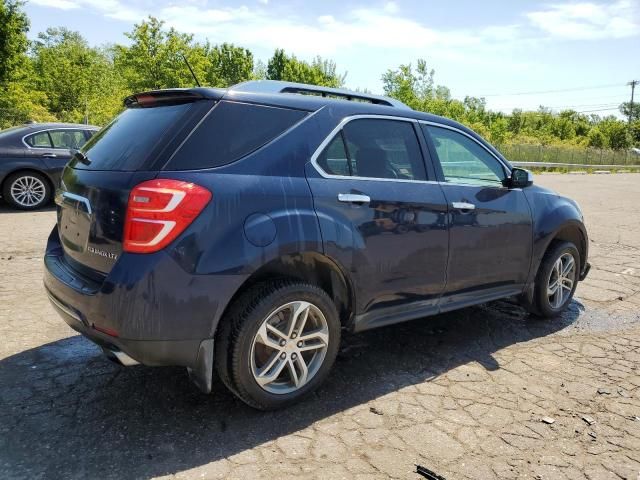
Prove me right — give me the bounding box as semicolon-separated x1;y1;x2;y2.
498;144;640;166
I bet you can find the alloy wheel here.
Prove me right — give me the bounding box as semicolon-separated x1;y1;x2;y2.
10;175;47;207
547;252;576;309
250;301;329;394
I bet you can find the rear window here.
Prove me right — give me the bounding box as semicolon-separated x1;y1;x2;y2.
164;101;307;170
76;103;195;171
26;131;52;147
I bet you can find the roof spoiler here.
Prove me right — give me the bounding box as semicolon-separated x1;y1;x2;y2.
124;88;225;108
229;80;411;110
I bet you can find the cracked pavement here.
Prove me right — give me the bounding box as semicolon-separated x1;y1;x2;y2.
0;174;639;479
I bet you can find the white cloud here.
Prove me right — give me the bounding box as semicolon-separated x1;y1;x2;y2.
29;0;80;10
526;0;640;39
25;0;537;85
383;1;398;14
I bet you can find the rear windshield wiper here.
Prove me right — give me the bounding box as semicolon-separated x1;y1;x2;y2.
71;149;91;165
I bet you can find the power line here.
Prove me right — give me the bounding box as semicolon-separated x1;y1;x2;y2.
477;83;626;97
574;107;620;113
497;102;620;111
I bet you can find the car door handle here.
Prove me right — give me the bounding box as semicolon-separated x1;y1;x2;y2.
451;201;476;211
41;153;57;158
338;193;371;204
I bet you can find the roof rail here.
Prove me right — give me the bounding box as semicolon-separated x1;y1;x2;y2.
229;80;411;110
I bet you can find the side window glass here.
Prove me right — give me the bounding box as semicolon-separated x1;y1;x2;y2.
316;133;352;176
166;101;307;170
25;132;52;148
343;119;426;181
424;125;505;185
50;130;86;149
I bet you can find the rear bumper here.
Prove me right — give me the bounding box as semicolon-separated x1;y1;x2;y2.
43;227;248;392
45;285;204;368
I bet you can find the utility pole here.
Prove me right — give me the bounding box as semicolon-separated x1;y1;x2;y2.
628;80;638;125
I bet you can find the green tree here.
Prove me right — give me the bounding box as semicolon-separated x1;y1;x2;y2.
0;1;53;127
629;120;640;145
32;27;126;124
266;49;345;87
619;101;640;122
0;82;54;128
114;16;208;91
0;0;29;84
599;117;631;150
206;43;253;87
587;128;605;148
381;59;434;109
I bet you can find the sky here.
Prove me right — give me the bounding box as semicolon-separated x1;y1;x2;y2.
23;0;640;116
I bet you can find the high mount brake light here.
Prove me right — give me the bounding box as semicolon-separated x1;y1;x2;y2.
123;179;211;254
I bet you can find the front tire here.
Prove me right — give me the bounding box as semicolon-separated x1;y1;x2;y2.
215;280;341;410
528;241;580;318
3;171;51;210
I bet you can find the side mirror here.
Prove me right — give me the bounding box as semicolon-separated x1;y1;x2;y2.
507;167;533;188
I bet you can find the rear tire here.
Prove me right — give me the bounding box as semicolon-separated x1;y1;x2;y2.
215;280;341;410
3;171;51;210
527;241;580;318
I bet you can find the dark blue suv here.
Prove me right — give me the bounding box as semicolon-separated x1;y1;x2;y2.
44;81;590;409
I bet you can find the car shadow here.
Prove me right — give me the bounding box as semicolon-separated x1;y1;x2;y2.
0;298;582;479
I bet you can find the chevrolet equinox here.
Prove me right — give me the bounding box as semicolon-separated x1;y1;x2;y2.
44;81;590;410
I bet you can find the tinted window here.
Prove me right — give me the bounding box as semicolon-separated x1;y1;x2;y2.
317;133;352;176
26;132;52;148
50;130;86;149
316;119;426;180
166;101;307;170
424;126;505;185
77;103;194;171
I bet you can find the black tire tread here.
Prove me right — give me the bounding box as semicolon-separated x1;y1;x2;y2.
215;279;339;410
529;240;579;318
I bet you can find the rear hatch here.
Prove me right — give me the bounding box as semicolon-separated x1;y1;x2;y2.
56;91;216;277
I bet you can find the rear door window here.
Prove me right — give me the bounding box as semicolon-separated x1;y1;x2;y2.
75;102;197;171
165;101;307;170
316;133;352;176
315;119;427;181
49;130;87;150
25;131;52;148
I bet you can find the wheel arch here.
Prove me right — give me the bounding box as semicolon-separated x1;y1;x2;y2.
548;221;587;271
214;251;355;337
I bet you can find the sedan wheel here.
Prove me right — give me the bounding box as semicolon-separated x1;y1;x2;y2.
4;172;51;210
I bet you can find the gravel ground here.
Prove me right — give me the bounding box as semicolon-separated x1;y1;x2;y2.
0;174;638;480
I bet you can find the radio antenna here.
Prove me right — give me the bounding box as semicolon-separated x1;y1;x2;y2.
180;53;201;87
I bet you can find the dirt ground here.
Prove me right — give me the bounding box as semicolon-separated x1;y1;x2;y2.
0;174;638;480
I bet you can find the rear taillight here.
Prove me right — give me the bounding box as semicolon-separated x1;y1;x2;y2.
123;179;211;254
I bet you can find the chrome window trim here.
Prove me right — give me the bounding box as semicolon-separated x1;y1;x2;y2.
22;127;98;150
309;114;512;185
309;114;438;184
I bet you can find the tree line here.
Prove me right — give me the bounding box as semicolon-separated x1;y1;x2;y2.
1;0;638;151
